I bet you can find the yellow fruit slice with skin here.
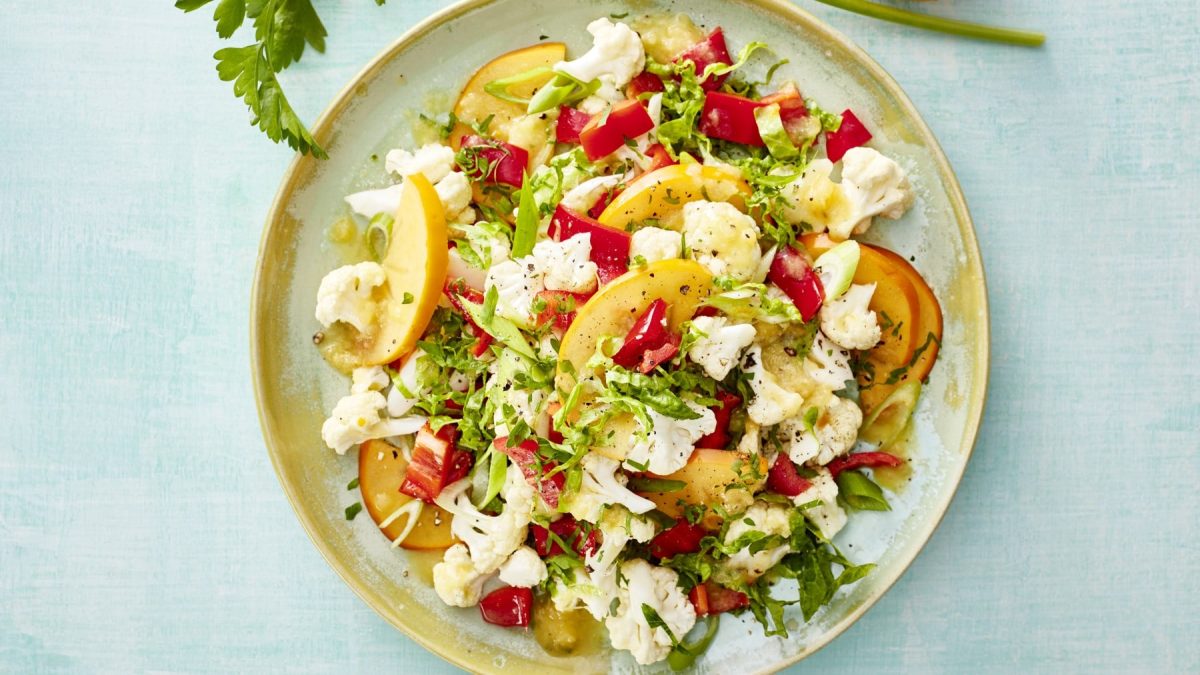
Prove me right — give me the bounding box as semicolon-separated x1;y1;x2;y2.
358;439;456;549
636;449;768;529
448;42;567;151
363;174;448;365
596;163;752;232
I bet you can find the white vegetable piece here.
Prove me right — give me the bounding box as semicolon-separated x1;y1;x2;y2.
344;183;404;219
432;543;490;607
835;146;914;240
432;473;534;602
681;200;763;282
630;226;684;264
812;240;861;302
350;366;390;394
820;283;882;351
532;234;599;293
804;332;855;390
314;262;386;333
623;402;717;475
484;258;545;328
794;467;848;540
781;396;863;466
560;175;624;213
434;171;473;218
567;454;657;522
320;391;424;454
605;559;697;665
742;345;805;426
385;143;456;183
498;546;549;588
687;315;757;380
722;501;793;581
554;19;646;104
387;349;426;417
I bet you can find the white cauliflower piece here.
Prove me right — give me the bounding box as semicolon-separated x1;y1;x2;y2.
795;467;847;540
587;508;659;579
321;391;424;454
434;171;472;218
446;248;488;291
385;143;456;182
742;345;805;426
350;366;389;394
567;454;657;522
560;175;624;213
687;316;757;380
804;332;855;390
344;183;403;218
722;501;793;581
780;396;863;466
779;159;851;236
606;559;697;666
492;386;547;439
551;564;620;620
435;477;532;576
432;543;490;607
314;262;386;333
624;403;717;475
498;546;549;588
554;19;645;103
532;234;598;293
835;147;914;240
820;283;882;350
630;226;683;264
681;200;763;282
484;258;544;328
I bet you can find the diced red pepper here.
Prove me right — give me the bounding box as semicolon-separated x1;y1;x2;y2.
768;246;825;321
444;278;495;357
479;586;533;627
696;391;742;449
535;289;591;333
644;143;677;173
648;519;706;559
760;82;811;141
676;28;733;90
399;424;473;503
626;70;666;98
689;581;750;616
556;106;592;144
579;99;655;161
531;515;601;558
698;92;765;146
767;453;812;497
825;109;872;163
693;305;720;318
548;205;631;285
459;135;528;187
826;451;904;478
588;187;620;219
494;437;567;509
611;299;678;371
638;331;681;374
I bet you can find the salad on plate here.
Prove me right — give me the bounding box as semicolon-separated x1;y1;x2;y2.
311;13;942;667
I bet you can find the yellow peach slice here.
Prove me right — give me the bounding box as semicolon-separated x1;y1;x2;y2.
596;163;752;232
358;439;456;549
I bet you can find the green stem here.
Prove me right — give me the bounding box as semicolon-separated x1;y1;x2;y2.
812;0;1045;47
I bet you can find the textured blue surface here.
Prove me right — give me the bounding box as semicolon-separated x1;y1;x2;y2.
1;0;1197;672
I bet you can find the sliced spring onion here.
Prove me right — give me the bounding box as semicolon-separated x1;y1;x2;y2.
859;380;922;448
667;616;720;671
384;500;425;547
627;477;687;493
835;469;890;511
365;212;393;261
812;240;861;301
753;103;799;160
483;66;553;105
526;72;602;114
813;0;1044;47
510;174;537;258
483;451;507;508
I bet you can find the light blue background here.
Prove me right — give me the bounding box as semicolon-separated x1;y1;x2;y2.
1;0;1196;672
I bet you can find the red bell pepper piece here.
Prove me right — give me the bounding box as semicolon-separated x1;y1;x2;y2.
648;519;706;559
760;82;811;140
767;453;812;497
689;581;750;616
479;586;533;627
535;289;591;333
579;99;655;161
826;451;904;478
494;437;567;509
644;143;677;173
626;70;666;98
444;278;495;357
548;205;631;285
399;424;473;503
459;135;528;187
698;92;766;146
696;391;742;449
768;246;825;321
555;106;592;144
637;332;681;374
611;299;680;372
676;28;733;90
531;515;601;558
693;305;720;318
825;109;872;163
588;187;620;219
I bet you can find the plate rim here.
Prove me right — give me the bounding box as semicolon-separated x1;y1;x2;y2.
250;0;991;671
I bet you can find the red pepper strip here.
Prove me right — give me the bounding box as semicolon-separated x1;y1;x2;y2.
768;246;825;321
548;205;631;285
676;28;733;90
826;451;903;479
644;143;677;174
400;424;473;503
767;453;812;497
693;305;720;318
531;515;601;558
626;70;666;98
611;298;672;370
638;331;681;374
458;135;529;187
535;289;591;333
579;99;655;161
479;586;533;627
689;581;750;616
556;106;592;144
698;91;766;146
587;187;620;219
696;390;742;449
825;109;873;163
648;519;706;559
444;278;495;356
494;437;567;509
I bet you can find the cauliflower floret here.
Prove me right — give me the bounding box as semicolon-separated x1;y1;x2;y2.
321;391;424;454
587;507;659;578
561;175;624;213
485;258;544;328
795;467;847;539
350;366;390;394
432;543;490;607
779;159;852;236
624;403;717;475
385;143;456;183
435;476;532;576
804;332;854;390
606;559;697;665
681;201;763;282
532;234;598;293
780;396;863;466
836;147;914;240
498;546;549;588
630;226;683;264
820;283;882;350
687;316;757;380
551;564;620;620
314;262;386;333
344;183;403;219
554;19;645;103
567;454;657;522
742;345;805;426
434;170;472;218
722;501;793;581
492;386;547;438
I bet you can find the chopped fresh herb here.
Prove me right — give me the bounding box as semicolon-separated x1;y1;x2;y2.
346;477;359;491
344;502;363;520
